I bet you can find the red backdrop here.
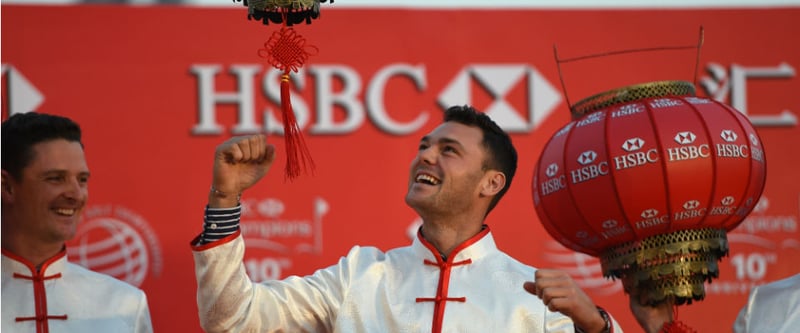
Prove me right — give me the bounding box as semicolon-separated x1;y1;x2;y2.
3;5;799;332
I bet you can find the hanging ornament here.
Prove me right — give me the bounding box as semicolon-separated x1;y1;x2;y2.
532;28;766;333
235;0;333;180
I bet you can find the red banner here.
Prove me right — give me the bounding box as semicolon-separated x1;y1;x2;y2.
3;5;799;332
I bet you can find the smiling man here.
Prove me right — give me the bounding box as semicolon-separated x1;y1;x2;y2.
192;105;622;333
1;112;153;333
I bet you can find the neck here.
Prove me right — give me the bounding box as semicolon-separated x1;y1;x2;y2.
2;225;64;270
419;215;484;258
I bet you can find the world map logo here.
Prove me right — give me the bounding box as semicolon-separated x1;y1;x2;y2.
67;205;162;287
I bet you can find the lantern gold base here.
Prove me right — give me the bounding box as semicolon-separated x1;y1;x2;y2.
600;228;729;306
570;80;696;119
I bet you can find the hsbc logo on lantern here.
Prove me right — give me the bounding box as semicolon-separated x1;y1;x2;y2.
610;104;645;118
189;63;562;136
540;163;566;196
622;138;644;151
748;133;766;162
717;129;750;159
721;130;738;142
722;196;736;206
577;150;598;165
674;131;697;144
668;131;711;162
749;133;760;146
570;150;609;184
710;195;738;216
599;219;630;240
636;208;669;229
574;230;600;247
545;163;559;177
615;137;659;170
642;209;659;219
650;98;683;109
675;199;707;221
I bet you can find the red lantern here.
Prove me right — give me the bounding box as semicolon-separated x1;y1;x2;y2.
532;80;767;306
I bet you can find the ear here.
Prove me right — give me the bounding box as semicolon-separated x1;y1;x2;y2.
480;170;506;197
1;170;15;204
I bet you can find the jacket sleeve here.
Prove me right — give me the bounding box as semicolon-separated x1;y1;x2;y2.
135;291;154;333
192;233;347;333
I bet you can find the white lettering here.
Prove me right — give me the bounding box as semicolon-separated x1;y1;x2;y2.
600;225;629;239
667;144;711;161
650;98;682;109
365;64;429;135
673;208;707;221
570;162;609;184
576;112;604;127
709;206;736;216
751;146;765;162
610;104;644;118
716;144;749;158
614;149;659;170
635;215;669;229
309;65;365;134
191;64;261;135
540;176;567;196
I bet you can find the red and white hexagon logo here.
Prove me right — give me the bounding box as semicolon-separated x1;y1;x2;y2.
683;200;701;210
545;163;559;177
641;209;659;219
721;130;738;142
577;150;598;165
622;137;645;152
674;131;697;145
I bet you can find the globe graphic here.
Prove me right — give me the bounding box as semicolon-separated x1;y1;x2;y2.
67;217;149;287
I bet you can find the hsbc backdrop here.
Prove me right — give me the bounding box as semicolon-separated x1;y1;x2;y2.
3;5;799;332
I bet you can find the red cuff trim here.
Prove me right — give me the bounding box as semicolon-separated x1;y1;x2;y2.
190;230;241;251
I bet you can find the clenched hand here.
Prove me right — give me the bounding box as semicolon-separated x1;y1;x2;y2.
209;135;276;208
523;269;607;333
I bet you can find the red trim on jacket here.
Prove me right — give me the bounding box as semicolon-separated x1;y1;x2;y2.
190;230;242;251
415;226;490;333
2;248;69;333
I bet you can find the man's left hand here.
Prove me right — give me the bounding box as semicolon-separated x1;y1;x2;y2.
523;269;607;333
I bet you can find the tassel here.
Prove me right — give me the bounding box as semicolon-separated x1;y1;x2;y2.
258;9;317;181
280;72;314;180
660;305;697;333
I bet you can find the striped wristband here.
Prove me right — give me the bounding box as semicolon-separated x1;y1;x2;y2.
200;205;241;244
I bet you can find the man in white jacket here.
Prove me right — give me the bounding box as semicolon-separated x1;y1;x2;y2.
192;105;622;333
1;112;153;333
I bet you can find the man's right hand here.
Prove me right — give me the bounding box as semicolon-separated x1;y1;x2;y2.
209;135;276;208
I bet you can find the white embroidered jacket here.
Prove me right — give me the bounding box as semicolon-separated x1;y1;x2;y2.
192;227;622;333
1;249;153;333
734;273;800;333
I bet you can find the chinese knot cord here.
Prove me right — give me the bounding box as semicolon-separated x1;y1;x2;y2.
660;305;698;333
257;9;318;181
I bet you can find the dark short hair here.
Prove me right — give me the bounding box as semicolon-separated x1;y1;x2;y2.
2;112;83;179
443;105;518;214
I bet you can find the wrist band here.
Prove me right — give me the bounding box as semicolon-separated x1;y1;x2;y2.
210;186;241;202
575;306;611;333
596;306;611;333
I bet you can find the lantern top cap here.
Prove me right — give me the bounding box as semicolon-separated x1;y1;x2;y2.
570;80;696;119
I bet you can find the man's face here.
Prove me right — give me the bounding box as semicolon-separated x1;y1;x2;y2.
3;139;90;245
405;122;490;215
